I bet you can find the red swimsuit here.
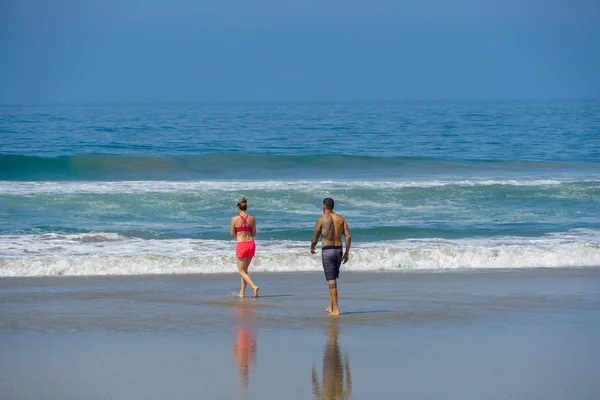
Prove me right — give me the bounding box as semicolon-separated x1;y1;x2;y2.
235;214;253;233
235;214;255;258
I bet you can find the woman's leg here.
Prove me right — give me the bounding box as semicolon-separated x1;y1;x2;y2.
239;277;247;297
244;257;259;298
238;257;258;297
237;257;248;297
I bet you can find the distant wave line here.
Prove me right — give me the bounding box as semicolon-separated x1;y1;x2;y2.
1;178;598;194
2;153;598;181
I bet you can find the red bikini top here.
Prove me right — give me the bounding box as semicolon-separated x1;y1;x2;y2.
235;214;253;233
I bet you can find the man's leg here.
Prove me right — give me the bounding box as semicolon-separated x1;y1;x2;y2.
326;297;333;314
328;279;339;315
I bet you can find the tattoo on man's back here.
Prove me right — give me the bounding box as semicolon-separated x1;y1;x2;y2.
321;214;335;247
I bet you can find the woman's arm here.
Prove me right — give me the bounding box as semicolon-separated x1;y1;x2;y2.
230;217;237;238
251;216;257;237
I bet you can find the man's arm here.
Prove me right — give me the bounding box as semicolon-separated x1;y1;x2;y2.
310;217;322;254
342;219;351;264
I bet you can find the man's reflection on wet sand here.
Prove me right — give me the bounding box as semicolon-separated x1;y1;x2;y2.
312;318;352;400
232;300;257;394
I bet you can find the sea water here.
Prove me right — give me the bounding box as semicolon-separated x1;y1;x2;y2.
1;101;599;276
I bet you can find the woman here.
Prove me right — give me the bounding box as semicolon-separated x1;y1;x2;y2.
230;197;259;298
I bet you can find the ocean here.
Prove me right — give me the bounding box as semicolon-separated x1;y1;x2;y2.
1;100;599;277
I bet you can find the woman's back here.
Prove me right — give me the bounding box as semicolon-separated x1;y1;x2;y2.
232;213;255;242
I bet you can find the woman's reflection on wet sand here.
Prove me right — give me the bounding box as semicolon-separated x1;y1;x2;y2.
312;318;352;400
232;300;257;394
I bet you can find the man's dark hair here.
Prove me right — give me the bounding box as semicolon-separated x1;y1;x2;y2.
323;198;334;210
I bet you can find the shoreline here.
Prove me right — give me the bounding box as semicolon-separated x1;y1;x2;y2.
2;265;600;280
2;267;599;333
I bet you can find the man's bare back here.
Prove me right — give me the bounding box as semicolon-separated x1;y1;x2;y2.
312;212;350;259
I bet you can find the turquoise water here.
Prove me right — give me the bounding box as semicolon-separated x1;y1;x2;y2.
1;101;599;276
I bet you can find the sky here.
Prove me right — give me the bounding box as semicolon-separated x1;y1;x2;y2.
1;0;599;104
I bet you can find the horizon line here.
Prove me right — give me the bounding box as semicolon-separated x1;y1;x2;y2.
1;97;599;107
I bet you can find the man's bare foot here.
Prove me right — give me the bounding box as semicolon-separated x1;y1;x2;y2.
329;310;340;316
237;292;245;298
253;287;259;298
326;307;332;313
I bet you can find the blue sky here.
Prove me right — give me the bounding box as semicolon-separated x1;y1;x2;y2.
1;0;599;103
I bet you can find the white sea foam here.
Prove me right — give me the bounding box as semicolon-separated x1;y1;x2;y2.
1;230;599;277
0;178;589;195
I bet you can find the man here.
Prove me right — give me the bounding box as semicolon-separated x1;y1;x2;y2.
310;197;351;316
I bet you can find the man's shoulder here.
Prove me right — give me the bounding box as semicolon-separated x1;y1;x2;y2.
332;212;345;222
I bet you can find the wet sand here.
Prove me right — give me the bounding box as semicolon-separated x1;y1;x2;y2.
1;268;600;399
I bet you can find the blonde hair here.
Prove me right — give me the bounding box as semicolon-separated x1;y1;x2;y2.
237;197;248;211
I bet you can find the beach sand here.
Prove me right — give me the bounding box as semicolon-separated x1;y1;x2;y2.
1;268;600;399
